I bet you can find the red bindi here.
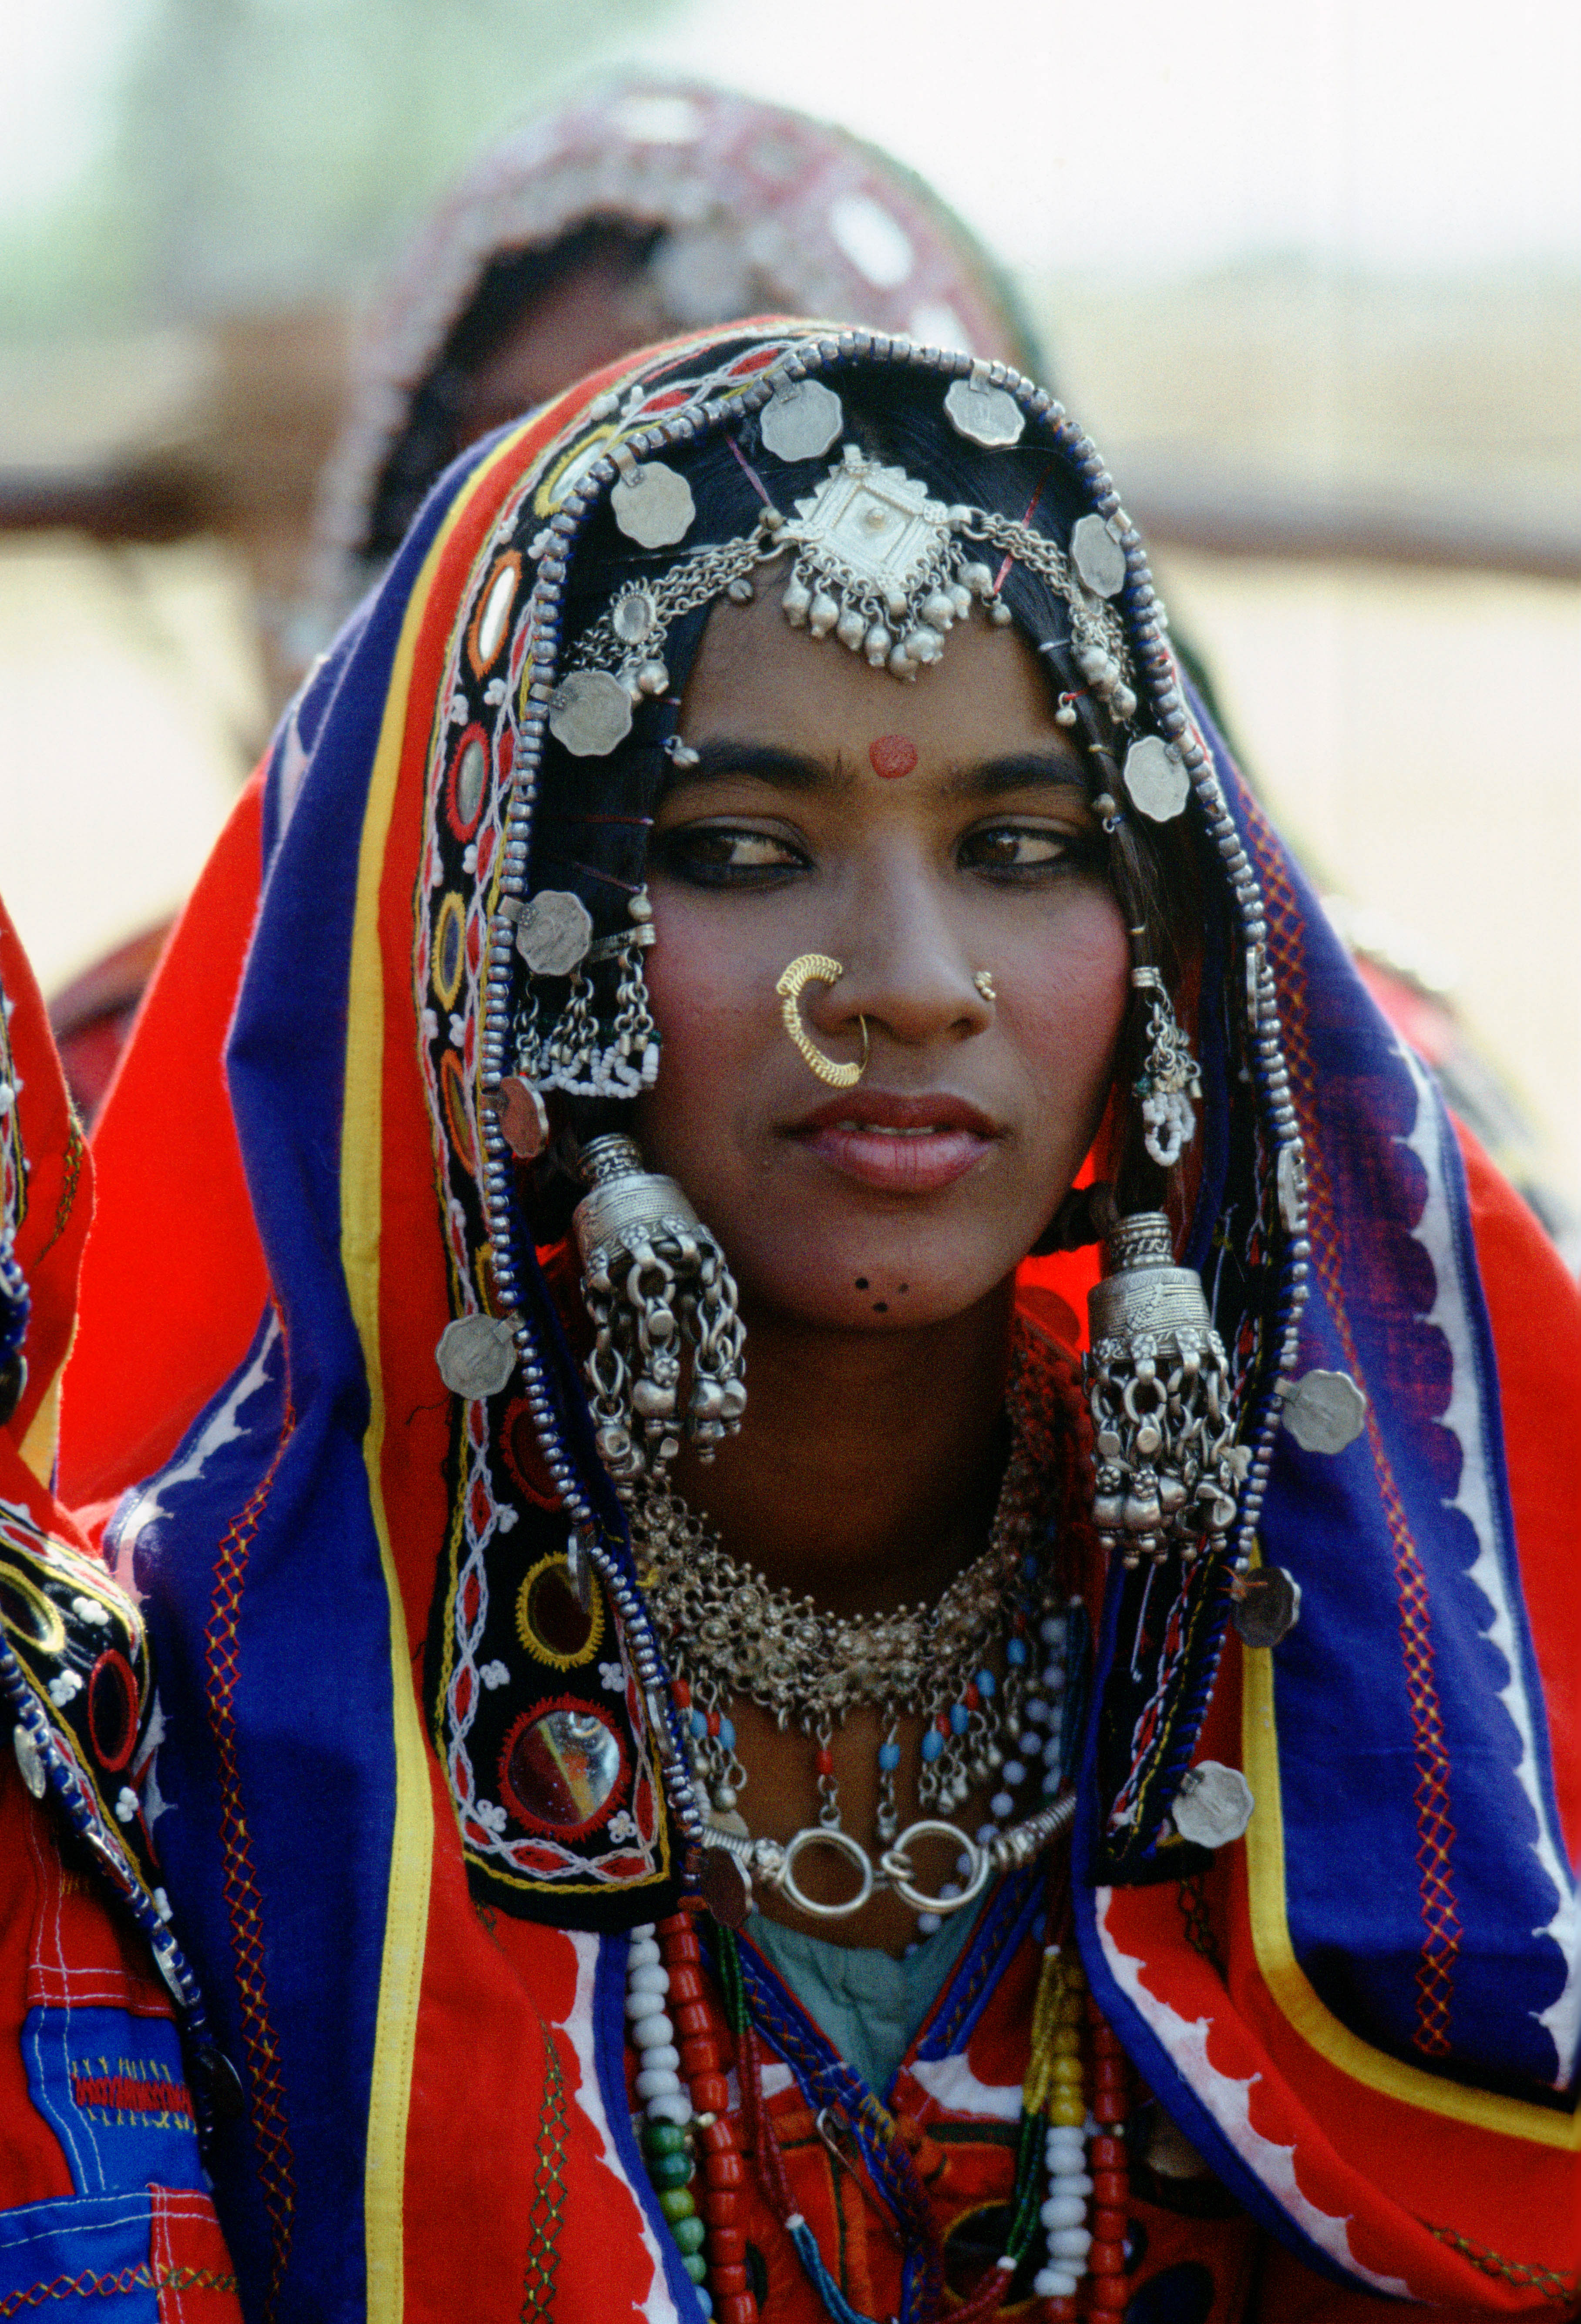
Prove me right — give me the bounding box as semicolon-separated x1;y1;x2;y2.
868;734;918;779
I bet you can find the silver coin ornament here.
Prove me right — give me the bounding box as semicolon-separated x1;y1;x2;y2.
515;888;593;978
436;1314;517;1400
760;379;845;463
1070;513;1127;599
13;1723;45;1800
610;460;696;549
1277;1142;1306;1233
1171;1760;1255;1849
943;377;1025;449
1232;1564;1302;1649
1282;1369;1368;1456
548;670;635;759
1123;735;1191;822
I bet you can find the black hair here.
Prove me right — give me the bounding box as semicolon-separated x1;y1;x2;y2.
363;220;663;565
528;364;1216;1229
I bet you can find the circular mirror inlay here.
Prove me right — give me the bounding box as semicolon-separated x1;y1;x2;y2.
515;1552;605;1669
499;1703;626;1837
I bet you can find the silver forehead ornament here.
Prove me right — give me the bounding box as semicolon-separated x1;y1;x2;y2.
943;376;1025;450
1122;735;1191;822
1232;1563;1302;1649
1070;513;1127;598
609;456;696;549
435;1314;517;1400
759;378;844;463
1171;1760;1255;1849
548;669;633;758
555;400;1140;736
514;887;593;978
1281;1368;1368;1455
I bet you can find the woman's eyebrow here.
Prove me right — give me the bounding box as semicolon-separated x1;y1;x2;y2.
947;750;1090;799
668;739;834;794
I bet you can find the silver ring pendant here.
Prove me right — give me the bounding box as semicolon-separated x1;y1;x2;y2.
778;1826;876;1920
880;1820;990;1915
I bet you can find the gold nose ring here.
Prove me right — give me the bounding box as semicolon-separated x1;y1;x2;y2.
775;954;870;1088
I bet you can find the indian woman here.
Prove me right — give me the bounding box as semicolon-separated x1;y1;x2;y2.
6;322;1581;2322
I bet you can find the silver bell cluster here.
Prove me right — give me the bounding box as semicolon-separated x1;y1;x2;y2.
510;887;660;1102
572;1134;747;1494
1084;1215;1247;1565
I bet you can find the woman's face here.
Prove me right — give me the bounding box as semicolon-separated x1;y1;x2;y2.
636;586;1131;1332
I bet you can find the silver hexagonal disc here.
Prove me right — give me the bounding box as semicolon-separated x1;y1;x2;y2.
1283;1368;1368;1455
436;1314;517;1400
943;377;1025;449
1071;513;1127;598
760;379;844;463
1123;735;1191;822
515;888;593;977
1172;1760;1255;1849
548;670;634;758
1231;1565;1302;1649
610;460;696;547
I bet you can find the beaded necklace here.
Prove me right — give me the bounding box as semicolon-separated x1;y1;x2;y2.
625;1884;1135;2322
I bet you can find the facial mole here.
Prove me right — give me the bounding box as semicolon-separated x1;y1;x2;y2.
873;1301;889;1313
868;733;918;779
854;1276;869;1290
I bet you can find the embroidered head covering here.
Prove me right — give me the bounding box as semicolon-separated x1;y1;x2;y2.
51;323;1581;2313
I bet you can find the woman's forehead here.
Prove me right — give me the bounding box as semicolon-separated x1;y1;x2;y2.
677;579;1084;777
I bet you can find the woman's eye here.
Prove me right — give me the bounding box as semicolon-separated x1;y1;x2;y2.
959;824;1086;875
650;825;807;885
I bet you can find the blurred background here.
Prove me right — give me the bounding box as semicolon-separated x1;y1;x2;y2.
3;0;1578;1208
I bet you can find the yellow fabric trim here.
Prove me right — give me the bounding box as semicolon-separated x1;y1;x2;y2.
341;420;539;2321
1241;1567;1580;2150
18;1367;62;1485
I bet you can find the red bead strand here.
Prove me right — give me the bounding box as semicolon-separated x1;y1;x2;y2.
655;1914;760;2324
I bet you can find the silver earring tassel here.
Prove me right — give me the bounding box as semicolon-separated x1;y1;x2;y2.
1085;1215;1246;1566
573;1133;747;1494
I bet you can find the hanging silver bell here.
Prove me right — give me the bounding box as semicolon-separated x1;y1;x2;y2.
1084;1213;1244;1566
573;1134;747;1494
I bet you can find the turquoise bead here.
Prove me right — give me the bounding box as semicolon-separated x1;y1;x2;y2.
658;2186;696;2223
642;2119;686;2156
671;2213;706;2256
650;2149;692;2190
682;2252;709;2285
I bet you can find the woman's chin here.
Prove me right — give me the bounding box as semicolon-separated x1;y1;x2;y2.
733;1240;1022;1338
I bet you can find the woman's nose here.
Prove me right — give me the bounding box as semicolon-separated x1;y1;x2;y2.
804;870;991;1051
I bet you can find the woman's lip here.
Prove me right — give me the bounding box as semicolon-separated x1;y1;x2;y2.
791;1116;998;1193
791;1091;999;1136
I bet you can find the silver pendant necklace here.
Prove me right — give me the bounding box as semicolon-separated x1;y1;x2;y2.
635;1336;1080;1923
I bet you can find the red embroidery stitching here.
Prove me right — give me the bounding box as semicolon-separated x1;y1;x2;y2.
204;1347;298;2313
1250;810;1461;2053
69;2068;193;2122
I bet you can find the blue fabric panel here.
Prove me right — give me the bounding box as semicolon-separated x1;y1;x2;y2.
1224;786;1574;2092
121;453;493;2324
0;2191;159;2314
21;2006;204;2199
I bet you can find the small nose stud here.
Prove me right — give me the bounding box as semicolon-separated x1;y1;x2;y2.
974;970;997;1003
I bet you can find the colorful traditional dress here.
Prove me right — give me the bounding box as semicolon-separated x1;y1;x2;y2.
3;323;1578;2321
